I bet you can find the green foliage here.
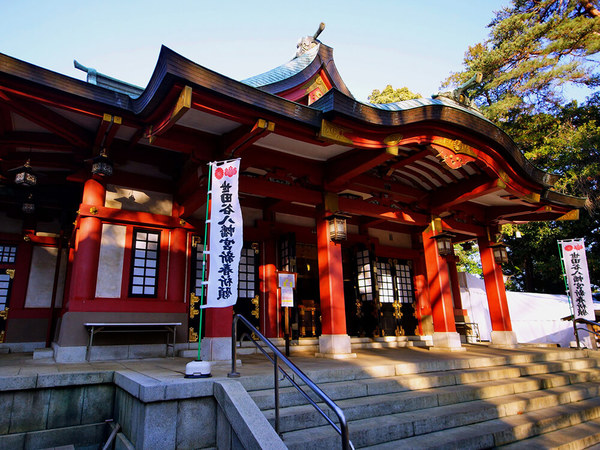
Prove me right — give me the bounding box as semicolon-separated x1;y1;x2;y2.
454;243;482;277
502;218;600;293
444;0;600;118
368;85;422;104
443;0;600;291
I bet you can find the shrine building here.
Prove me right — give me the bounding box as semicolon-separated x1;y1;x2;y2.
0;27;585;362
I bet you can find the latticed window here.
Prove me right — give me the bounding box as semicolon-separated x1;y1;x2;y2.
279;235;295;272
394;261;415;304
238;247;257;299
130;230;160;296
0;245;16;264
192;238;206;297
375;261;395;303
356;249;373;301
0;272;10;311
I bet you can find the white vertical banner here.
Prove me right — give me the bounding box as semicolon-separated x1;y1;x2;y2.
560;239;595;321
203;159;243;308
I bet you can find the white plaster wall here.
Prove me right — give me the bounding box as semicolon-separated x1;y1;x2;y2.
105;184;173;216
25;246;59;308
459;272;579;347
368;228;411;248
95;224;126;298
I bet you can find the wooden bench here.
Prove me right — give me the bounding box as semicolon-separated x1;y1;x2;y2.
84;322;181;361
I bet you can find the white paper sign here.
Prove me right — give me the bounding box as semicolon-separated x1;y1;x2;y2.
203;159;243;308
560;239;594;321
278;272;295;307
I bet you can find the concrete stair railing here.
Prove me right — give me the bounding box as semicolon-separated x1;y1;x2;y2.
245;349;600;449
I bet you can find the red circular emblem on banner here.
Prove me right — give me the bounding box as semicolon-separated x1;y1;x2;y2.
574;244;584;250
215;167;224;180
564;245;573;251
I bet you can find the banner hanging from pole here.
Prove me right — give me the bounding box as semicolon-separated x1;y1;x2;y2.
559;239;594;322
203;159;243;308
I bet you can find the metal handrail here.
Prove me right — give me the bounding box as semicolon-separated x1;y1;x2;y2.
228;314;353;450
575;318;600;338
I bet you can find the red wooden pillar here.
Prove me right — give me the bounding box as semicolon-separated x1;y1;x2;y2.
413;253;431;337
422;223;462;349
316;210;354;357
478;233;517;346
259;239;278;338
69;177;105;303
166;227;187;302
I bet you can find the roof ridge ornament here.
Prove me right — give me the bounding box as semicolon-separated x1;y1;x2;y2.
432;72;483;110
296;22;325;58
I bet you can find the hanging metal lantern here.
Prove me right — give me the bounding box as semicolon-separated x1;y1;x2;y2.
14;159;37;186
326;213;350;242
431;231;455;256
22;193;35;214
491;242;508;264
91;148;113;177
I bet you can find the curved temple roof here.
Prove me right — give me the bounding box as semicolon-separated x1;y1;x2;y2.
0;35;586;232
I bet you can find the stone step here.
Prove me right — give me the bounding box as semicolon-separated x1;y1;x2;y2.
353;340;431;349
498;417;600;449
250;362;600;411
360;396;600;449
32;348;54;360
282;389;600;449
238;349;592;399
266;375;600;434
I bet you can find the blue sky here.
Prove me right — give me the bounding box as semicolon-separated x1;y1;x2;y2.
1;1;509;102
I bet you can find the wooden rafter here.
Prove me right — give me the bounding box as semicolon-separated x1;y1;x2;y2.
145;86;192;144
339;195;428;226
0;105;12;134
401;167;438;190
239;176;321;205
415;157;462;183
93;114;112;150
348;174;425;203
428;175;503;212
0;131;73;152
0;91;91;148
222;119;275;158
408;161;451;187
325;147;396;189
385;148;432;176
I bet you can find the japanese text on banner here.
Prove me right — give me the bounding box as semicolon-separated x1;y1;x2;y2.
560;239;594;321
203;159;243;308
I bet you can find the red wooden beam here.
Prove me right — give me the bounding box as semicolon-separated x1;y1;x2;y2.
145;86;192;143
103;115;122;149
427;175;501;212
222;119;275;158
0;131;73;152
348;174;425;202
93;114;112;150
339;196;428;226
0;105;12;134
239;176;322;205
385;148;432;175
325;148;396;189
0;91;91;148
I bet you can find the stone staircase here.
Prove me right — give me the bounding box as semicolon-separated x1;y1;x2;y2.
246;349;600;449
